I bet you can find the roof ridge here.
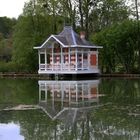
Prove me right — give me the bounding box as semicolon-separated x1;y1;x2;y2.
71;28;77;45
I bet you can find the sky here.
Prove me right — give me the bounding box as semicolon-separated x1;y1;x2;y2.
0;0;28;18
0;123;24;140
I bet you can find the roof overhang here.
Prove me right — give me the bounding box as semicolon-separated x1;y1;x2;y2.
34;36;103;49
34;45;103;49
65;45;103;49
34;46;41;49
34;35;66;49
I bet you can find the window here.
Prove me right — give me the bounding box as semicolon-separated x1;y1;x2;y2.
40;54;45;64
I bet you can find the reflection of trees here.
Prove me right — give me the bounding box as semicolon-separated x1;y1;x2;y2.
0;110;58;140
91;104;140;139
99;78;140;104
96;78;140;139
0;78;140;139
0;79;38;108
0;105;139;140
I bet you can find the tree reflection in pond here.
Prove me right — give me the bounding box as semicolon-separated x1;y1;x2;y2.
0;78;139;140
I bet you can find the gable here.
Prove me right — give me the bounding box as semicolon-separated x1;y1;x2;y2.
40;35;66;49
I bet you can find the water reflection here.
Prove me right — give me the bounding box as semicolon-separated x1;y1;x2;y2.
38;79;100;127
0;123;24;140
0;78;139;140
37;79;140;140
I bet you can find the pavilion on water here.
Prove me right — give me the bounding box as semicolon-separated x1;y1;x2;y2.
34;26;102;75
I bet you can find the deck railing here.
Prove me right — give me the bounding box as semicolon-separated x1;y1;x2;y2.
39;64;97;71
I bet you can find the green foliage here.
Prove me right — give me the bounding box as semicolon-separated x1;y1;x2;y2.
0;61;22;72
0;61;11;72
12;15;46;72
0;38;13;62
92;20;140;73
12;0;64;72
0;17;16;63
88;0;130;34
0;17;16;38
0;79;38;105
0;0;138;73
91;26;117;73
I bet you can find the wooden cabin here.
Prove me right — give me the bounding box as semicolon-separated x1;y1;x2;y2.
34;26;102;75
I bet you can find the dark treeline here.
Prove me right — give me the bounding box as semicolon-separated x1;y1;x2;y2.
0;0;139;73
0;17;16;62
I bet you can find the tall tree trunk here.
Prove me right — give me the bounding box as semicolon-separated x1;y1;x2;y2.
79;0;84;30
52;0;56;34
85;0;90;39
135;0;139;20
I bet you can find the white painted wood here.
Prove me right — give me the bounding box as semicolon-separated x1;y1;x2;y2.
45;49;47;70
38;51;40;70
52;44;54;71
61;47;63;70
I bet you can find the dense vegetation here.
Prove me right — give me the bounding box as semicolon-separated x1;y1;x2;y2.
0;0;139;73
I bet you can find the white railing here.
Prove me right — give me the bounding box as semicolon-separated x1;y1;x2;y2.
40;64;45;70
39;64;97;71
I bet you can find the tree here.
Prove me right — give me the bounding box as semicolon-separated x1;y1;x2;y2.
0;38;12;62
36;0;64;33
134;0;139;20
12;14;51;72
92;20;140;73
60;0;76;29
11;0;133;73
127;0;140;20
0;17;16;62
113;21;138;73
77;0;95;38
92;28;117;73
0;17;16;38
89;0;130;33
12;0;64;72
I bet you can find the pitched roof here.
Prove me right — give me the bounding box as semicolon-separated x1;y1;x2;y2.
34;26;102;49
53;35;68;45
58;26;93;46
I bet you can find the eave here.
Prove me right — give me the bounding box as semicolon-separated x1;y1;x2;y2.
66;45;103;49
34;35;66;49
34;45;103;50
34;35;103;50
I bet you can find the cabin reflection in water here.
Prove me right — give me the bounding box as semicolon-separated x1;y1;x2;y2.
38;80;100;124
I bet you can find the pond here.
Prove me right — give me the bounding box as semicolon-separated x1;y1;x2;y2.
0;78;139;140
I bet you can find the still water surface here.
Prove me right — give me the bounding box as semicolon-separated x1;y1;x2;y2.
0;78;139;140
